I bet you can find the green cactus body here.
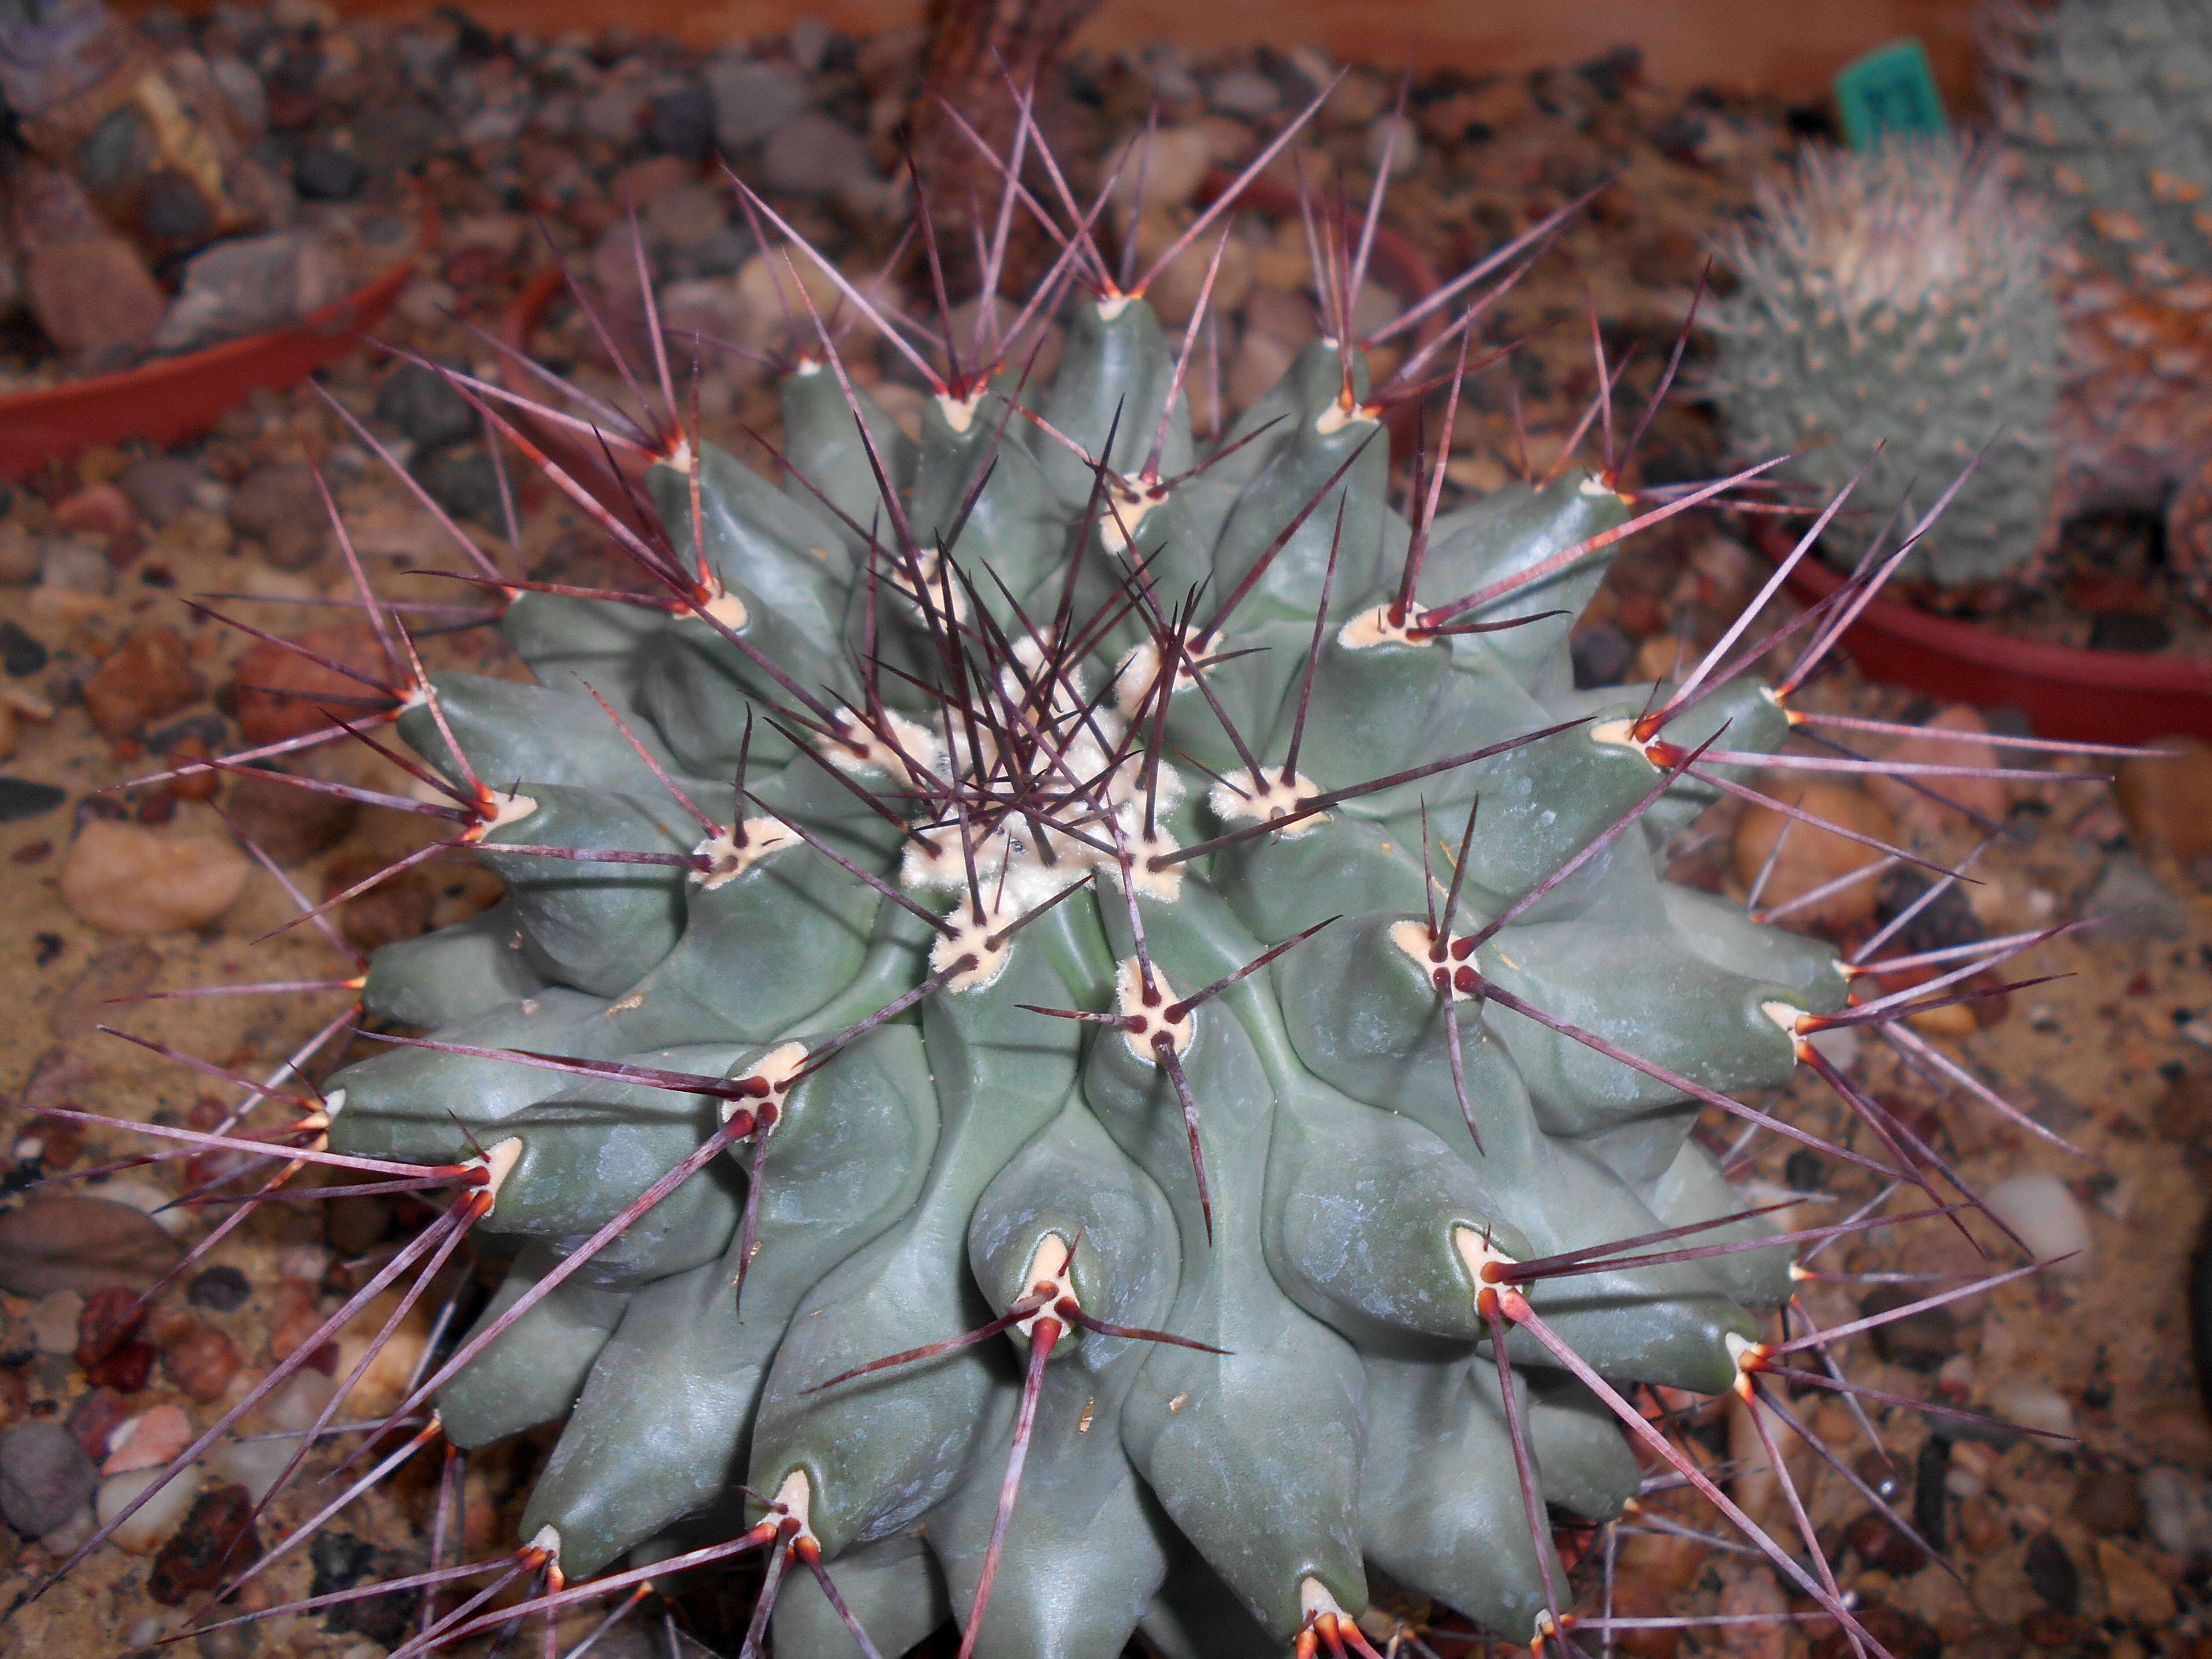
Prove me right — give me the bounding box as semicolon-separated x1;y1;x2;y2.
321;278;1846;1657
1703;138;2061;585
1991;0;2212;302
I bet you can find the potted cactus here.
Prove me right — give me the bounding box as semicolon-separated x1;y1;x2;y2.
1703;131;2212;741
52;82;2119;1659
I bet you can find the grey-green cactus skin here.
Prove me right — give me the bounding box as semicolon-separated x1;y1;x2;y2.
1990;0;2212;300
327;296;1837;1655
1703;139;2061;586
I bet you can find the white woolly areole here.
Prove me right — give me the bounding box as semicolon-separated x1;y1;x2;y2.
1115;956;1193;1063
691;818;797;890
718;1042;808;1124
1451;1224;1517;1295
1390;919;1475;1002
1112;634;1199;720
1300;1577;1351;1622
1587;718;1662;767
1209;770;1325;838
1338;604;1424;651
1013;1232;1074;1341
527;1524;561;1565
1096;293;1134;321
482;790;539;830
1762;998;1812;1052
476;1137;524;1204
827;707;946;786
1100;480;1169;554
931;908;1012;993
1313;400;1376;437
696;581;749;631
937;390;984;432
771;1468;820;1549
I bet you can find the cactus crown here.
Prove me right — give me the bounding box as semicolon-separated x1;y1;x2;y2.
1703;137;2061;588
56;88;2116;1659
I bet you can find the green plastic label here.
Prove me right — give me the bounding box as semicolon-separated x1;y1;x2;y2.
1834;38;1948;151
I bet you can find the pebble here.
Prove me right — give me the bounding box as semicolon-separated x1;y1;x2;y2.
1986;1375;2077;1440
2116;735;2212;863
1571;620;1636;688
24;237;167;363
0;525;39;585
40;534;114;596
1983;1172;2091;1272
2023;1529;2080;1613
1210;67;1282;115
1859;1284;1956;1373
1730;782;1898;927
61;818;252;934
704;59;812;150
104;1405;195;1477
28;1289;83;1355
1364;113;1420;179
227;462;333;572
52;482;138;553
148;1483;260;1604
760;110;877;200
161;1321;243;1403
294;145;368;202
0;1420;99;1536
0;777;65;823
187;1266;251;1313
206;1438;288;1505
2140;1465;2212;1558
1105;126;1213;212
374;361;480;452
257;1368;338;1435
2071;1463;2147;1535
2094;1538;2176;1626
2081;855;2186;941
82;626;206;741
153;231;351;352
412;448;504;525
0;1197;179;1295
116;458;207;527
92;1177;191;1237
97;1462;203;1554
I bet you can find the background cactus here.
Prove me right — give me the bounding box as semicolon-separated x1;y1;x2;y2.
1983;0;2212;608
1702;137;2062;591
54;95;2115;1659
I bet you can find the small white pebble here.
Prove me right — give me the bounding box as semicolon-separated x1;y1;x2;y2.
208;1438;290;1504
276;1242;330;1282
28;1288;83;1354
12;1137;42;1162
1986;1376;2075;1441
1935;1353;1975;1393
98;1464;204;1554
2026;888;2056;918
1363;113;1420;178
258;1368;339;1434
2141;1466;2212;1559
94;1178;190;1236
39;1500;96;1557
1945;1466;1985;1500
1984;1172;2090;1273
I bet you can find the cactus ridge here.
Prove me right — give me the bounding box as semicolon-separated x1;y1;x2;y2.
54;94;2124;1659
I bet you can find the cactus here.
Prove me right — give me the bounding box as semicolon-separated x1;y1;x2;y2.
57;93;2126;1659
1986;0;2212;303
1984;0;2212;609
1702;138;2062;589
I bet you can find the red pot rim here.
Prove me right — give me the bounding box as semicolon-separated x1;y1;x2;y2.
0;203;431;481
1759;524;2212;742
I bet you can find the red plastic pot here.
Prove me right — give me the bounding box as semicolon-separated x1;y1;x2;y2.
1765;532;2212;744
0;243;422;482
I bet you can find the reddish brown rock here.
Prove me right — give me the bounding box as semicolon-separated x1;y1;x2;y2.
23;239;166;363
233;623;391;745
222;762;360;865
0;1197;182;1297
147;1483;260;1603
160;1321;242;1404
50;483;140;562
81;628;206;741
